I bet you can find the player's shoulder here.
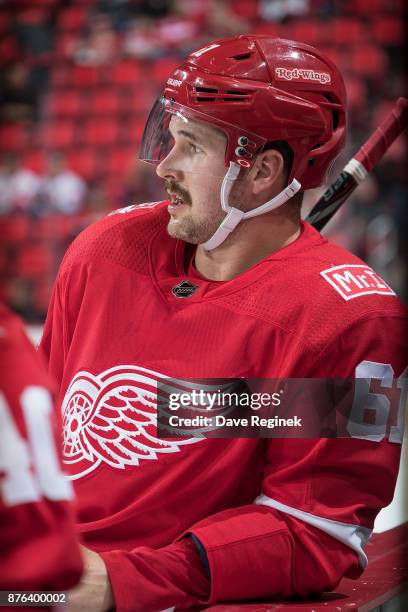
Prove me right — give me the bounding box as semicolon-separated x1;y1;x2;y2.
296;225;405;314
62;201;169;270
224;223;406;352
287;225;406;342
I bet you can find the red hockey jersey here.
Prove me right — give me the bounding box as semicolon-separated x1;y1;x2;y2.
0;303;83;591
40;202;407;611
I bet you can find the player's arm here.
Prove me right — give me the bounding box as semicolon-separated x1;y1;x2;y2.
0;305;83;591
94;314;407;611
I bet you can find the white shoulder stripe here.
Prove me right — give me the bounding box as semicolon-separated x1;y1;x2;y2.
255;494;372;567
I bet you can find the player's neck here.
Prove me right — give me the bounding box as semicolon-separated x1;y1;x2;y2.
194;216;301;281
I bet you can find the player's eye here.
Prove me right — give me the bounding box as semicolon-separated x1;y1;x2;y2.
188;142;203;154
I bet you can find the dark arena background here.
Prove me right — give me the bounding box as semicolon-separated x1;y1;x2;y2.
0;0;407;609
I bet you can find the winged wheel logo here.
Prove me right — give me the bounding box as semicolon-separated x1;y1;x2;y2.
61;365;202;480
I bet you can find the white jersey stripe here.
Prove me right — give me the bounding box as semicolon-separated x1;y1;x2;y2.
255;494;372;567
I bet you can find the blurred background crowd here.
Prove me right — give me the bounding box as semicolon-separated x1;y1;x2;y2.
0;0;406;322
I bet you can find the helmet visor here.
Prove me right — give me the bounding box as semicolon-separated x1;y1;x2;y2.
140;96;266;175
140;97;177;165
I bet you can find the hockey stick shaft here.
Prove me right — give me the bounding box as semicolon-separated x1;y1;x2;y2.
306;97;408;231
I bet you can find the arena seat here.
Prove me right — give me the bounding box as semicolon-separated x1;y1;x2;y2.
83;118;120;146
48;90;84;117
23;148;46;173
330;18;367;45
350;45;387;78
0;122;29;151
0;10;10;34
106;147;134;179
129;88;156;112
71;65;102;88
31;216;67;241
111;61;144;87
57;5;88;31
67;147;102;181
0;248;9;276
55;31;77;58
0;217;30;244
350;0;383;13
230;0;259;20
42;120;77;148
88;90;121;115
250;23;281;37
290;21;323;46
183;524;408;611
17;243;54;278
372;17;404;45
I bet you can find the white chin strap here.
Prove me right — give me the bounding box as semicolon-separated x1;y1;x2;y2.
202;162;301;251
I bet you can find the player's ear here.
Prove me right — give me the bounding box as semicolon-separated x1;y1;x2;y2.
251;149;285;195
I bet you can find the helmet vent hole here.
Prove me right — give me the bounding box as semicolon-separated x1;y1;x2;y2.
224;89;250;102
195;87;218;102
226;89;249;95
231;53;252;60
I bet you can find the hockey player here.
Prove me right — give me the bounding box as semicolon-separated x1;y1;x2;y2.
40;37;407;611
0;302;83;593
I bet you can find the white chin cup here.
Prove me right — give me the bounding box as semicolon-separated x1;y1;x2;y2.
201;162;301;251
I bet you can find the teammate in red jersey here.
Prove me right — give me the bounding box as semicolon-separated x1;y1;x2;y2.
0;302;83;592
40;37;407;611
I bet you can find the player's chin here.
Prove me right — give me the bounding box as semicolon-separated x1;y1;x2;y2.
167;219;203;244
167;219;187;240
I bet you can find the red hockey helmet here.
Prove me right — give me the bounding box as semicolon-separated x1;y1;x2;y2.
141;36;347;190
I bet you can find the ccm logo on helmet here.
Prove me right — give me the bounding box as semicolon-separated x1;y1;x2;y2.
167;78;183;87
275;67;331;84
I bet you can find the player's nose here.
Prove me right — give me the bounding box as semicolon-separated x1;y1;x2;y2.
156;151;183;181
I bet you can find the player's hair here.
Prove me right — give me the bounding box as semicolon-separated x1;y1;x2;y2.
262;141;294;179
262;140;303;219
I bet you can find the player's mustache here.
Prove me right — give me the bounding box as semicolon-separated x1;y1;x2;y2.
164;179;192;206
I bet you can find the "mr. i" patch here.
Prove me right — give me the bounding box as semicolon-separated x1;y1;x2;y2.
320;264;396;301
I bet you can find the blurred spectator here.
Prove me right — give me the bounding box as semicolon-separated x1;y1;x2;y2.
123;17;164;59
12;7;54;95
174;0;210;21
0;152;41;215
4;278;35;322
86;183;109;217
157;14;202;52
72;14;118;66
206;0;250;36
259;0;310;21
36;152;87;215
0;63;38;122
128;0;173;20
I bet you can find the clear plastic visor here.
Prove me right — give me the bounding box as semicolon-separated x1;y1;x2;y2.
140;97;265;177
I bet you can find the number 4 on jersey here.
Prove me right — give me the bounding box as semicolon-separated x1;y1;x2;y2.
0;386;73;506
